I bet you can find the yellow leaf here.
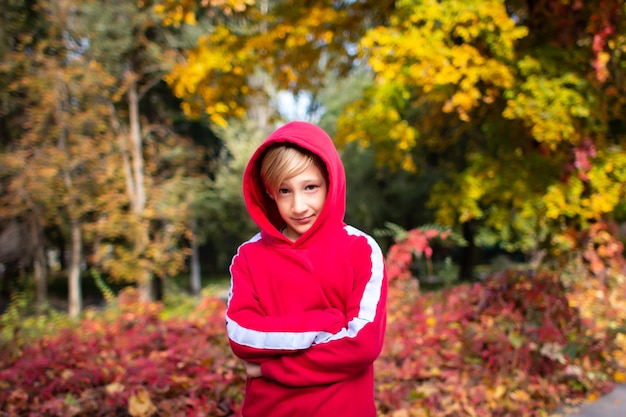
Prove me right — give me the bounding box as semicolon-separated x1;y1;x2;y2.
415;382;439;397
493;384;506;400
210;113;228;128
214;101;229;113
463;404;478;417
586;392;600;403
409;409;429;417
424;366;441;377
128;388;156;417
184;11;197;25
509;389;531;402
105;382;125;395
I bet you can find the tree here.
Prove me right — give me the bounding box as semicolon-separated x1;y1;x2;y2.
0;0;47;302
314;69;433;242
79;0;224;301
0;0;120;317
79;0;168;300
0;0;229;310
195;119;261;276
335;0;626;272
159;0;396;124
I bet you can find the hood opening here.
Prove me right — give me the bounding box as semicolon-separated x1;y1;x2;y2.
243;122;346;246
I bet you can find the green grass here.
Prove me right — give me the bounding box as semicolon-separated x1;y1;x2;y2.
0;271;233;346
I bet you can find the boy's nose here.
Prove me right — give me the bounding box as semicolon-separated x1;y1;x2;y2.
292;193;306;213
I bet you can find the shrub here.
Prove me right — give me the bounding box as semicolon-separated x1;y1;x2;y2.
376;269;624;416
0;288;244;417
1;260;625;416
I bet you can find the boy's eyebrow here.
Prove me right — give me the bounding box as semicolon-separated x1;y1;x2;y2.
284;179;323;186
283;175;321;182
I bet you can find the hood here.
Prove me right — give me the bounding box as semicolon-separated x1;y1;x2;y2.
243;121;346;247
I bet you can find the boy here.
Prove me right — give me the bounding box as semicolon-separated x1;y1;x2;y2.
225;121;387;416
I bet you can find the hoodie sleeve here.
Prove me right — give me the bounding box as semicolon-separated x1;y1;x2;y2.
260;232;387;386
226;239;347;362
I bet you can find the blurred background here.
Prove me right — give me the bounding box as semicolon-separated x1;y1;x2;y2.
0;0;624;318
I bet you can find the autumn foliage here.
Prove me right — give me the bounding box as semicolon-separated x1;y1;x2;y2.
2;228;626;416
377;272;625;416
0;291;245;417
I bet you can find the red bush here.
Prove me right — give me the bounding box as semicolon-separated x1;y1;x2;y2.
0;291;244;417
376;270;620;416
0;267;624;416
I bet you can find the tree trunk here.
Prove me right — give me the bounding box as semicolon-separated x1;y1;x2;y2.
190;219;201;295
459;220;476;281
57;74;83;318
247;67;272;133
128;78;146;214
127;74;152;301
67;218;82;319
30;217;48;307
246;0;272;134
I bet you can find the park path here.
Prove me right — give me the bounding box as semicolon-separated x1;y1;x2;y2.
552;384;626;417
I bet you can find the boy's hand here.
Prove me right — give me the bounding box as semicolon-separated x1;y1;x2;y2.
245;362;263;378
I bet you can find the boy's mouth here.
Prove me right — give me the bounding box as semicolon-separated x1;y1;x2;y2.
293;215;314;224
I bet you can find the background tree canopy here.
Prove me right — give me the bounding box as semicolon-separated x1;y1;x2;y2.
0;0;625;313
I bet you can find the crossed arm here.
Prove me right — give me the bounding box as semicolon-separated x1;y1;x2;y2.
226;234;387;386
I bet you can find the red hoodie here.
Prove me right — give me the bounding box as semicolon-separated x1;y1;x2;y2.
225;121;387;417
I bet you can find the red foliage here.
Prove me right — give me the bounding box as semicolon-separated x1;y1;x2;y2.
377;270;621;416
385;227;452;280
580;220;626;279
0;270;623;416
0;290;245;417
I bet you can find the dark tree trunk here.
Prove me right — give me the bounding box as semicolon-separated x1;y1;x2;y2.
459;220;476;281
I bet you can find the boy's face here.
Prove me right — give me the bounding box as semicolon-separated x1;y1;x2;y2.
270;163;328;241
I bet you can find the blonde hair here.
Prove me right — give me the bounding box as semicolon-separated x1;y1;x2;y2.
260;144;327;194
